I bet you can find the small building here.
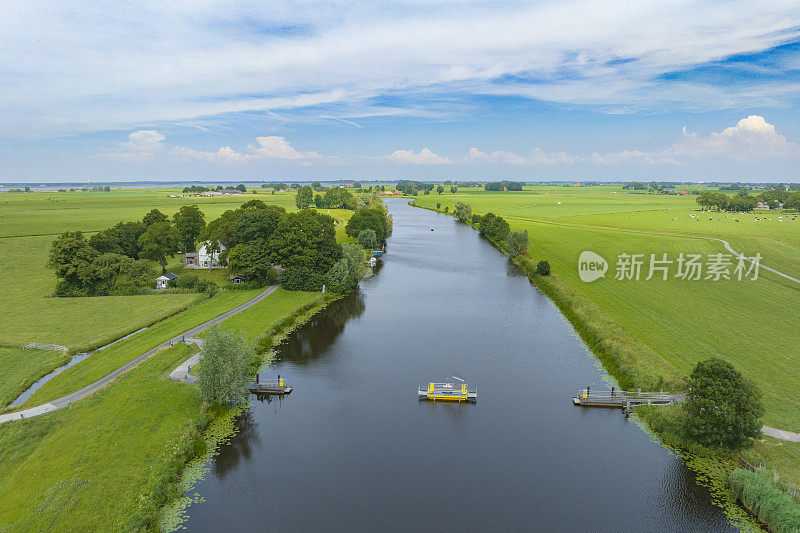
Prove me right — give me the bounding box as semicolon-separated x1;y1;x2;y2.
184;252;199;265
197;241;226;268
756;202;770;210
156;273;178;290
229;274;247;284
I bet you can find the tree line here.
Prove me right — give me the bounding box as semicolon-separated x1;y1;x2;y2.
697;189;800;212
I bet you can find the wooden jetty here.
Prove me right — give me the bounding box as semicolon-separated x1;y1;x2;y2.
419;376;477;403
249;374;292;395
572;389;684;411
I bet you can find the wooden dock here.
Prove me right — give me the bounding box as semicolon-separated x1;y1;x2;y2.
572;389;684;411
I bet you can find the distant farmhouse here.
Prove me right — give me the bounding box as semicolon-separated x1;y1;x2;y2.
185;241;226;268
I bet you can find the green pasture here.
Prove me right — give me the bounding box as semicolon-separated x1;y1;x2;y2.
16;289;260;408
0;348;70;408
213;288;321;340
414;190;800;432
0;343;204;532
0;234;201;349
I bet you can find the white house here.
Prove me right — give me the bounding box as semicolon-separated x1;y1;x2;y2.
156;272;178;290
197;241;226;268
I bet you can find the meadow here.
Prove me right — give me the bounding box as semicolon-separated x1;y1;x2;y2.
414;185;800;493
0;343;205;531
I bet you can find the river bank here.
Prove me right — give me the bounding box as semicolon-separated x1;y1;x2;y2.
412;199;798;532
178;199;740;531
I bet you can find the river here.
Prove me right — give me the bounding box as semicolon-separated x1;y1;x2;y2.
183;199;736;531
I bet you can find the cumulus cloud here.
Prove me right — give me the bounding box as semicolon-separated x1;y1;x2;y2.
466;148;527;165
386;148;453;165
596;115;800;164
94;130;165;161
173;135;322;164
466;147;575;165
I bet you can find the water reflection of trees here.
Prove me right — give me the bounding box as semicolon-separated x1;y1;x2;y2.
276;291;366;365
213;409;261;479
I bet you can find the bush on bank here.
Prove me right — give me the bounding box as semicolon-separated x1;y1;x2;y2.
729;469;800;533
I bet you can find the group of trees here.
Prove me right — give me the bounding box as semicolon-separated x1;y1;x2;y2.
485;181;524;191
696;191;758;212
220;193;390;292
48;206;208;295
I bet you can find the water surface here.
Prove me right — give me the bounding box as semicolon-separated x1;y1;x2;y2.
185;199;736;532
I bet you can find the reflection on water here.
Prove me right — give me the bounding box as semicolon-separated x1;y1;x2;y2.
184;199;739;532
212;410;261;480
276;291;366;365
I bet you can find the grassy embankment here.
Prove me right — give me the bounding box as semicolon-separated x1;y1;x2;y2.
0;286;330;531
0;187;358;530
413;186;800;514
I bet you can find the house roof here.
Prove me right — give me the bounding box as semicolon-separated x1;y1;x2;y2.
163;273;178;280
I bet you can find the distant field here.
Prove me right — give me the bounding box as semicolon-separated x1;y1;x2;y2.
413;187;800;432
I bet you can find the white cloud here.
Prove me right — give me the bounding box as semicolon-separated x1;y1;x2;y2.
173;135;322;164
466;148;527;165
466;146;575;165
93;130;165;160
386;148;453;165
596;115;800;164
2;2;799;138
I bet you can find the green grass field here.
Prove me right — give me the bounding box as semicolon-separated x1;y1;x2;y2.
0;343;205;531
0;348;70;408
415;186;800;492
213;288;321;340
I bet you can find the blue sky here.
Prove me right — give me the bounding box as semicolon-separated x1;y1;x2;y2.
1;1;799;182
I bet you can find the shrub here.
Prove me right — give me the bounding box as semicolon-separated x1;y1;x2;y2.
471;214;483;225
478;212;510;242
195;326;254;405
536;260;550;276
729;469;800;532
256;336;273;354
453;202;472;222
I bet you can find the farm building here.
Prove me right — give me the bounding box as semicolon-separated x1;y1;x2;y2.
197;241;226;268
229;274;247;284
156;273;178;290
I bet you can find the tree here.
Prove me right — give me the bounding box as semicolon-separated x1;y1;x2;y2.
341;243;364;281
450;185;457;194
506;230;529;256
345;208;388;243
478;213;510;242
235;183;247;192
683;358;764;450
123;259;157;288
268;210;342;288
48;231;98;286
234;207;284;243
79;253;131;290
357;229;378;249
142;209;168;227
138;221;180;273
296;185;314;209
195;326;254;405
173;205;206;252
784;192;800;211
436;185;444;194
227;239;277;283
453;202;472;222
324;259;354;293
322;187;354;209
